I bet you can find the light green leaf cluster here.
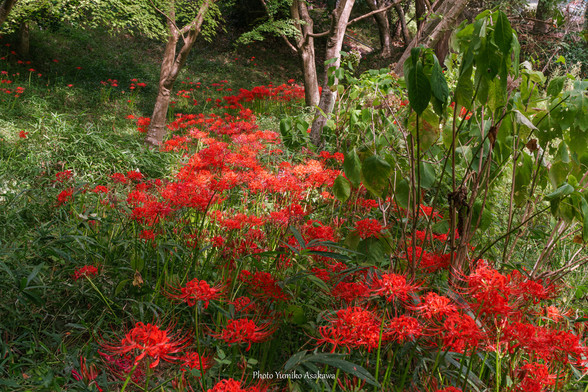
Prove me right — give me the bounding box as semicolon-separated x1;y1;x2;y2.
237;18;299;45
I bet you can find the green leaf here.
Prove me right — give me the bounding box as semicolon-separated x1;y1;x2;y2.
581;197;588;242
455;74;474;111
284;350;308;371
343;149;362;187
333;174;351;202
405;59;431;115
494;11;513;55
394;179;410;210
549;161;570;188
430;58;449;105
305;354;380;387
545;183;574;201
418;161;436;189
409;108;440;151
361;156;392;197
547;76;566;97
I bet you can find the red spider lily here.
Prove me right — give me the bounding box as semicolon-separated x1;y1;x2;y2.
98;352;144;383
208;378;268;392
179;351;214;374
126;170;143;182
406;246;451;273
73;265;98;280
99;322;191;369
136;117;150;133
315;306;388;353
438;312;485;353
330;281;370;303
354;218;384;239
19;130;28;138
92;185;108;193
387;315;422;343
166;279;226;308
57;188;74;205
515;361;558;392
370;272;420;303
55;170;73;182
410;291;458;320
238;270;290;302
212;318;276;351
110;173;127;184
72;356;102;391
229;296;259;314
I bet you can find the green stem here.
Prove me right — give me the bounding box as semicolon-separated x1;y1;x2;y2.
120;362;139;392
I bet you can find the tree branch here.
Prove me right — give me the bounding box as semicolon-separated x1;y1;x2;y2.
0;0;19;27
180;0;213;35
347;1;397;26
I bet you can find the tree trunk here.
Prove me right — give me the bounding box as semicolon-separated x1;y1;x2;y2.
0;0;18;27
310;0;356;147
415;0;426;32
145;0;212;148
393;0;468;76
394;2;411;45
292;0;320;107
366;0;392;57
17;21;29;58
533;0;550;34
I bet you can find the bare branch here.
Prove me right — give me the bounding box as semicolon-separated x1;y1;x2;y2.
347;1;398;26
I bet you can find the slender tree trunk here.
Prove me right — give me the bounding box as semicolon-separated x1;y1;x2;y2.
366;0;392;57
394;1;411;45
310;0;356;146
533;0;550;34
17;21;29;58
415;0;426;32
0;0;18;27
145;0;212;147
394;0;468;76
292;0;320;107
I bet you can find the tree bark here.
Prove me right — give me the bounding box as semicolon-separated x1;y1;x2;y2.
17;21;29;58
415;0;426;32
310;0;356;147
394;2;411;45
393;0;468;76
366;0;392;57
0;0;18;27
291;0;320;107
533;0;550;34
145;0;212;148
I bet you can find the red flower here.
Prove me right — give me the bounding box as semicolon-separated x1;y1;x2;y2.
410;291;457;320
166;279;225;308
110;173;127;184
316;306;387;352
19;130;28;138
100;322;190;368
212;318;276;351
354;218;384;239
126;170;143;181
57;188;74;205
515;361;557;392
92;185;108;193
73;265;98;280
55;170;73;182
208;378;268;392
179;351;214;374
387;315;422;342
370;272;419;303
439;312;485;353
